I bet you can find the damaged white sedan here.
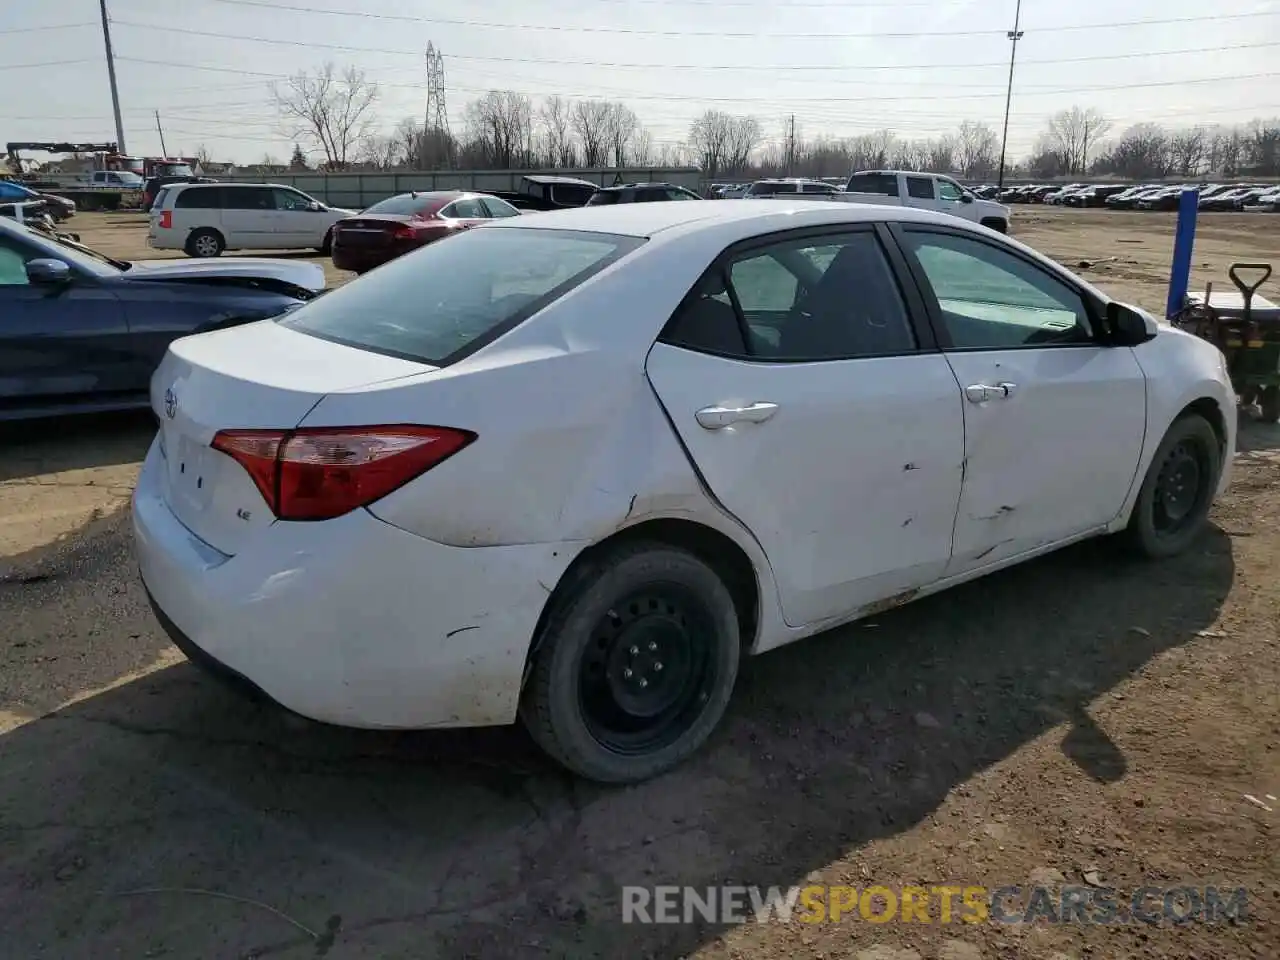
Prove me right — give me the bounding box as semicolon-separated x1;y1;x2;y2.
133;200;1236;783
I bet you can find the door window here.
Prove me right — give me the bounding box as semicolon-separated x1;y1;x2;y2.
175;187;223;209
272;189;314;211
442;197;486;218
662;230;917;360
906;176;935;200
901;230;1093;348
222;187;274;210
846;173;898;196
481;196;521;218
0;239;31;286
664;188;696;200
936;179;964;202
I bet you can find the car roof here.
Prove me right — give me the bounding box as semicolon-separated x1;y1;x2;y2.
523;174;598;186
485;197;975;240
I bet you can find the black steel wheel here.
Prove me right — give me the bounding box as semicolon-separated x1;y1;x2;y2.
521;542;740;783
1123;413;1221;559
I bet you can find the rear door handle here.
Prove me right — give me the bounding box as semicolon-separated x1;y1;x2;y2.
695;401;779;429
964;382;1017;403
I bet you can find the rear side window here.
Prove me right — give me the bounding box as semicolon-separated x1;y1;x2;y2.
152;187;172;209
278;228;644;365
906;177;935;199
175;186;223;209
481;196;520;218
443;197;486;218
585;190;620;205
550;183;596;206
846;173;898;195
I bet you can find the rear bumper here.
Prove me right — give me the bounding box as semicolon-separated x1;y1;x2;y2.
132;438;575;728
331;241;418;272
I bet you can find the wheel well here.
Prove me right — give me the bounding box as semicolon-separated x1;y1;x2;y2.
1180;396;1226;456
980;217;1008;233
523;519;761;685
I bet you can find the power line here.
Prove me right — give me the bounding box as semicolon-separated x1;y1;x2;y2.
0;58;99;71
108;21;1280;74
206;0;1278;40
110;56;1280;104
0;22;96;35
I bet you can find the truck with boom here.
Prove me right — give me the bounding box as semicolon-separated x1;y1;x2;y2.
4;142;196;211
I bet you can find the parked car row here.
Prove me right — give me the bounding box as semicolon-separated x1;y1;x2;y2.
985;181;1280;212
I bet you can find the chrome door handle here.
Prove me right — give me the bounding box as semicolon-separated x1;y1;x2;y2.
964;382;1017;403
695;401;779;429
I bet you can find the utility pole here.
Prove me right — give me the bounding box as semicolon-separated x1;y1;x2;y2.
99;0;127;153
995;0;1023;191
154;110;168;157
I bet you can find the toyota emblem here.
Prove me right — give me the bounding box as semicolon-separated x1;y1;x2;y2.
163;387;178;419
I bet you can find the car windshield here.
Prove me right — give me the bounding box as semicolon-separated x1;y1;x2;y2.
278;227;645;365
362;194;437;215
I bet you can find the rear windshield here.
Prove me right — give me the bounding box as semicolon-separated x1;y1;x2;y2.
362;194;437;215
278;227;644;365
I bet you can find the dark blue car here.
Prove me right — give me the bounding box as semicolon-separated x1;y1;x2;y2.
0;217;325;421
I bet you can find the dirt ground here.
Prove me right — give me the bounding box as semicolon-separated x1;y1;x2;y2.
0;208;1277;959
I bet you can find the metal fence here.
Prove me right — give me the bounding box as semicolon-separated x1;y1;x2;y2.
219;167;703;208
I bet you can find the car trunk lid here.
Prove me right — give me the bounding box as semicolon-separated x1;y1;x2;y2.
152;319;437;555
334;214;416;248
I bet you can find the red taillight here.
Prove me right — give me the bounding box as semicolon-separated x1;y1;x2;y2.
392;224;417;241
159;210;172;229
211;425;475;521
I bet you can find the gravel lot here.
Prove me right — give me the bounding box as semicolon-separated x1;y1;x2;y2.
1;208;1277;959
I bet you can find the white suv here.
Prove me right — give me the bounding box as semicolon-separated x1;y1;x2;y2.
148;182;356;257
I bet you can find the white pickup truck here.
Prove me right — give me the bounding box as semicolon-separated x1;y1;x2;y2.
834;169;1010;233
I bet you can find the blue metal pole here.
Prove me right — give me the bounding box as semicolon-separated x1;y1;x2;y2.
1165;188;1200;320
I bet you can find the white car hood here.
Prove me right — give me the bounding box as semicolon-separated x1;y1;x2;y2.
127;257;326;293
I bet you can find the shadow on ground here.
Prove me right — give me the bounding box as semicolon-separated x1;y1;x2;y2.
0;410;154;483
0;517;1234;959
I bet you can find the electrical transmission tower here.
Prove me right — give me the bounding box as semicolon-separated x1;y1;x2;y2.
423;42;452;168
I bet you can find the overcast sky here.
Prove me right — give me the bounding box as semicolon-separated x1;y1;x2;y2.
2;0;1277;165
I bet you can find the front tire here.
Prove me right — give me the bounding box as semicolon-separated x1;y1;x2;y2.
1122;414;1221;559
981;218;1008;234
186;228;224;258
520;542;740;784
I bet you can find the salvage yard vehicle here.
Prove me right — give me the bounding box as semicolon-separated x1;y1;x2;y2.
838;170;1010;232
330;190;521;273
147;182;356;257
744;178;841;197
587;182;703;204
133;200;1235;784
0;217;323;421
490;174;599;211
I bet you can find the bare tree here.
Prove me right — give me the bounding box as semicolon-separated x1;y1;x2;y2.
539;95;576;167
1169;127;1208;177
1246;118;1280;174
688;110;733;178
604;102;639;166
1211;128;1245;176
357;133;401;169
464;90;534;168
1044;106;1111;174
780;115;800;175
272;61;379;171
194;143;212;167
724;116;762;173
1094;123;1171;180
630;126;655;166
572;100;612;166
955;120;998;178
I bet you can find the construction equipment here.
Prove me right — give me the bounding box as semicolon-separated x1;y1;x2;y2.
1173;262;1280;422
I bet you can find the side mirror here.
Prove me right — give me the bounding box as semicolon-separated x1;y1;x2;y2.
960;193;974;203
1107;301;1158;346
25;258;71;285
306;201;325;212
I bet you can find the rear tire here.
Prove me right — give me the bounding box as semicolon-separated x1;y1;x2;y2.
1121;413;1221;559
520;542;740;784
1260;386;1280;424
186;228;224;258
318;228;333;256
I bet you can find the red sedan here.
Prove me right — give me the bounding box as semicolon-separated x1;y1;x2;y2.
331;191;522;273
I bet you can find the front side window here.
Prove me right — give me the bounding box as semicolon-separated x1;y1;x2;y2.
936;179;964;202
0;237;31;286
278;228;643;365
901;229;1093;349
222;187;274;210
273;188;314;211
662;230;917;361
481;196;521;217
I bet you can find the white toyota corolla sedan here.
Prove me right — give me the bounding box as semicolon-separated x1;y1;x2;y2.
133;200;1236;783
